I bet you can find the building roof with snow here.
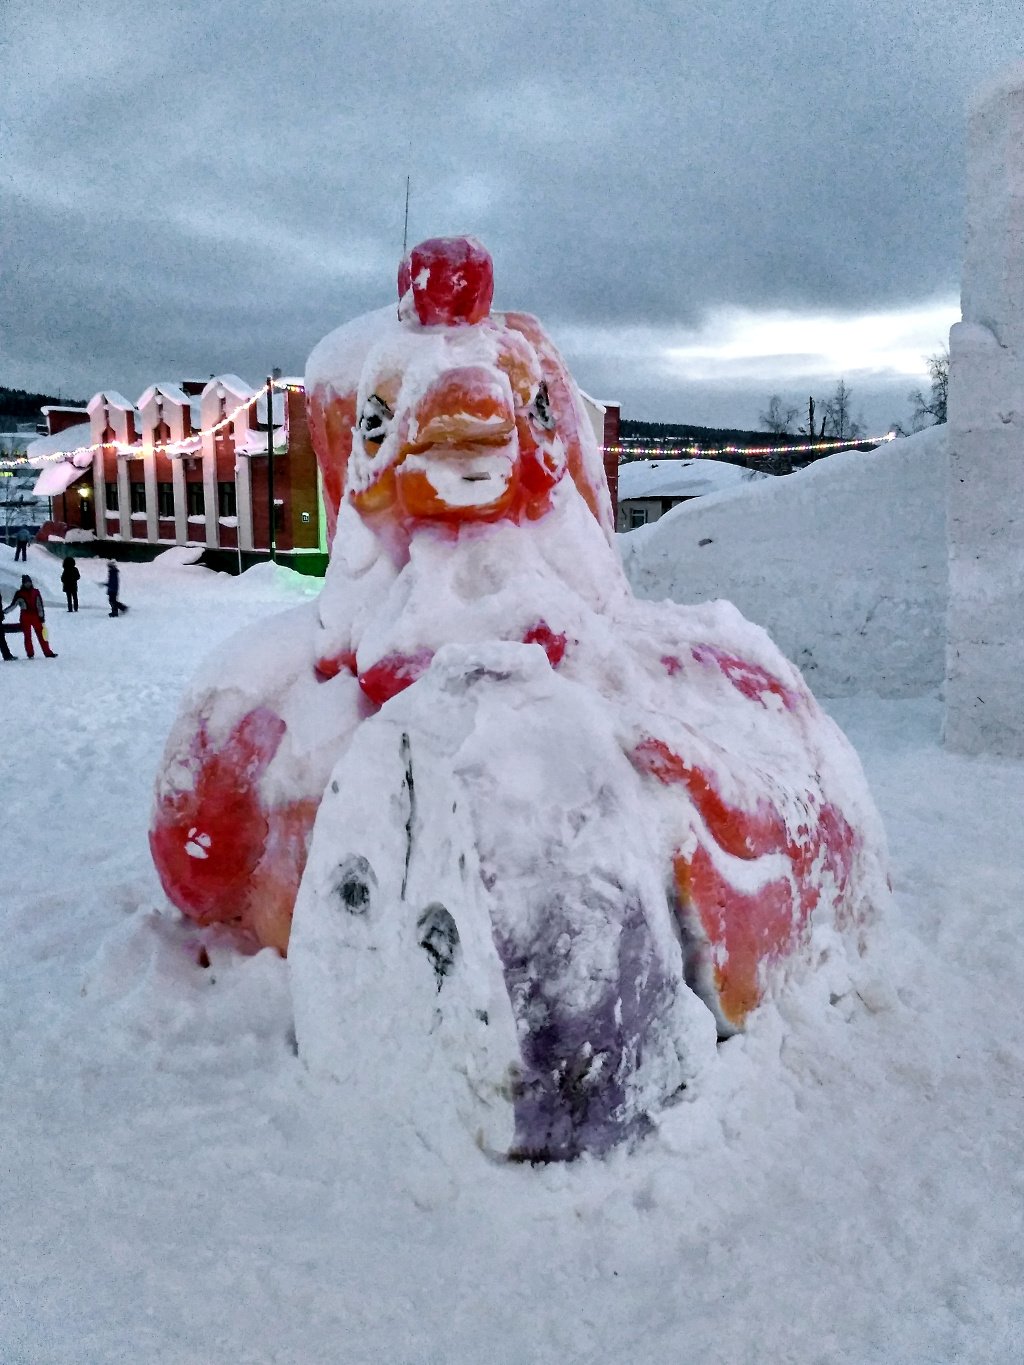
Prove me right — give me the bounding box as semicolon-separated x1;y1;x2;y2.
617;458;764;502
136;382;194;411
25;423;94;464
86;391;136;415
202;374;256;403
24;422;95;496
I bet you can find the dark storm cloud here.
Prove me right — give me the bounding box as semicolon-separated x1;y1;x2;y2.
3;0;1021;427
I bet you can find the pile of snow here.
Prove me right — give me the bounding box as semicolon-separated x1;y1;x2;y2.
235;558;323;599
621;425;948;697
151;544;205;567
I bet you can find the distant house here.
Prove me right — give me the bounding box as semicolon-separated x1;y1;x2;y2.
27;377;326;573
616;458;766;532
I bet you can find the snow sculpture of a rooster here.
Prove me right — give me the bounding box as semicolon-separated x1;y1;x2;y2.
151;237;887;1160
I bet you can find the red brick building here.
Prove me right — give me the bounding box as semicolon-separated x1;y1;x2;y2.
30;377;326;573
580;391;621;524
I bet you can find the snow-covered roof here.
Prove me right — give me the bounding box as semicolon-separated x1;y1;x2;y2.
201;374;255;402
136;382;192;410
25;423;93;463
617;458;763;501
87;391;135;414
578;390;622;413
33;460;91;497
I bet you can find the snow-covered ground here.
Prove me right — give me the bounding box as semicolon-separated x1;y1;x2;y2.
2;521;1023;1363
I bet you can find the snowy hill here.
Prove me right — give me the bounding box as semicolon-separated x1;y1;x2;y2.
620;425;948;697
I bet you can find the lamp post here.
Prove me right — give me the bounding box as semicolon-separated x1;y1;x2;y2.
266;368;281;563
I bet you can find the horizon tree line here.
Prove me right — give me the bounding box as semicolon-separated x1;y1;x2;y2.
760;349;949;441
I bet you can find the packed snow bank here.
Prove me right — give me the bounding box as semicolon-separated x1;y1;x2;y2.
235;558;323;599
620;425;948;697
151;544;205;567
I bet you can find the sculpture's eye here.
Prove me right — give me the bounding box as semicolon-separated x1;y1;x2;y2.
417;902;460;989
333;855;377;915
358;394;393;450
530;381;555;431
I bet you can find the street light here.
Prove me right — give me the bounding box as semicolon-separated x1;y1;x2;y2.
266;367;282;564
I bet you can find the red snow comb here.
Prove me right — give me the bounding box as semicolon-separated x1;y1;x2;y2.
398;237;494;326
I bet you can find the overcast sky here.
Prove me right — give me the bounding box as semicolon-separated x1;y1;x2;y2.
3;0;1021;434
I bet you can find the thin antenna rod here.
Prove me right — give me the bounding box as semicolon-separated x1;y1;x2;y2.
402;175;410;256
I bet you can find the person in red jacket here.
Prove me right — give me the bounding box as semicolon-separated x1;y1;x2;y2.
8;576;57;659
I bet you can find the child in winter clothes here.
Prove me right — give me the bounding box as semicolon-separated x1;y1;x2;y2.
61;556;81;612
106;561;128;617
8;576;57;659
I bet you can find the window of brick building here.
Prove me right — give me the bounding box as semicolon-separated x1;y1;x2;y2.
105;482;119;511
157;483;174;518
217;481;237;517
187;482;205;517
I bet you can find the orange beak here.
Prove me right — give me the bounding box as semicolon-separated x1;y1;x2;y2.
404;366;515;454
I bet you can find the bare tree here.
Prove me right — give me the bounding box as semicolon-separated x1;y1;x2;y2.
821;379;863;441
760;394;799;434
908;348;949;428
798;395;829;440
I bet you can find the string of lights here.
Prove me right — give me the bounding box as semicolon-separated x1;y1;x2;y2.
0;383;898;473
0;379;305;471
610;433;897;459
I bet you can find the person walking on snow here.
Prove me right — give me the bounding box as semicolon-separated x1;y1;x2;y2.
61;556;80;612
8;575;57;658
14;525;31;562
106;560;128;617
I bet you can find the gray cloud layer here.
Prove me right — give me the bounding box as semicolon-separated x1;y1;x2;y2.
3;0;1021;430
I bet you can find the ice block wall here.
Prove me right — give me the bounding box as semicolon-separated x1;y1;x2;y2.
945;65;1024;757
